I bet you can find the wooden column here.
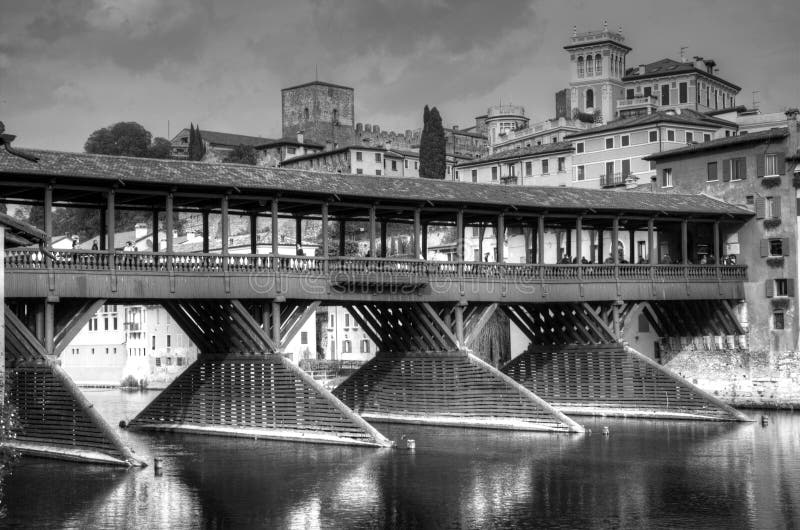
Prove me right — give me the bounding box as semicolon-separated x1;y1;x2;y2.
295;217;302;248
152;209;159;252
648;218;656;264
34;304;45;342
681;219;688;264
339;220;346;255
321;202;329;257
629;229;635;263
44;300;55;356
261;302;271;337
271;199;279;256
249;214;258;254
612;302;621;340
456;209;464;262
713;220;720;264
421;222;428;259
524;223;532;264
380;219;387;257
454;302;466;349
575;216;583;263
597;229;604;263
44;185;53;247
496;213;505;262
202;210;210;254
220;195;229;257
99;207;107;250
271;300;281;350
107;190;116;255
368;205;376;257
537;215;545;264
565;229;572;261
611;217;619;264
165;193;174;254
413;208;421;258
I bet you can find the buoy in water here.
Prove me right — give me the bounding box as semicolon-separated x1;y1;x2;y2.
602;426;610;436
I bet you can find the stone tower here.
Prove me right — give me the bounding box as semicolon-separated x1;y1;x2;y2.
564;22;631;124
281;81;355;147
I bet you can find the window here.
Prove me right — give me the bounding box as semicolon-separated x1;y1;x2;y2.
356;169;363;174
113;317;118;330
152;336;156;350
746;195;754;205
763;238;787;256
703;133;711;142
661;84;670;105
576;142;585;153
300;331;308;345
644;86;652;98
471;169;477;183
685;132;693;143
356;151;362;161
586;56;594;76
552;136;557;143
104;317;109;330
775;279;790;297
577;165;585;181
679;82;688;103
304;107;309;120
105;348;109;355
155;357;161;367
391;160;397;171
761;153;782;177
414;162;418;169
558;157;565;172
773;312;785;330
621;135;630;147
605;137;614;149
329;314;335;328
586;89;594;109
491;167;498;181
177;357;185;367
621;159;631;177
404;160;408;169
345;314;350;328
577;56;584;77
649;130;658;143
287;147;296;155
375;169;381;176
707;162;718;181
525;162;532;176
360;340;370;354
661;168;673;188
626;88;635;100
342;340;352;353
454;170;460;181
724;157;746;181
375;153;381;162
333;109;338;123
667;129;675;142
541;160;549;174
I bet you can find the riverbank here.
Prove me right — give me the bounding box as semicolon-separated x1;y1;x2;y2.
667;348;800;409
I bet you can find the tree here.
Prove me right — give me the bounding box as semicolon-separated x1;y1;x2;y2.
188;123;206;161
419;106;446;179
223;144;258;165
84;122;152;157
148;137;172;159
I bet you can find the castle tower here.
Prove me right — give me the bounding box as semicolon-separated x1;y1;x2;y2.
564;22;631;124
281;81;355;147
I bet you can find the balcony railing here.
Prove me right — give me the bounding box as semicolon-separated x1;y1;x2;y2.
500;175;518;185
4;249;748;283
617;95;658;110
601;172;631;188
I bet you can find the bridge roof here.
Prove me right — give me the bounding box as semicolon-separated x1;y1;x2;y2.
0;149;752;218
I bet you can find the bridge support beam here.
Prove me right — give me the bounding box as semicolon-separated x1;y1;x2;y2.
4;303;145;466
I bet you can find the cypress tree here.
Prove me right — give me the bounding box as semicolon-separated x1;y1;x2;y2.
195;126;206;160
188;123;197;160
420;106;446;179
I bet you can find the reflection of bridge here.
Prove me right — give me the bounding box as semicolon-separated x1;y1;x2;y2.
1;149;752;466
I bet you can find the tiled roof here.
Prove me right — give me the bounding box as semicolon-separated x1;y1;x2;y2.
455;142;572;168
0;211;46;246
279;145;385;166
255;137;324;149
565;109;735;139
0;148;753;217
644;128;790;161
281;80;353;92
172;128;273;147
622;58;741;90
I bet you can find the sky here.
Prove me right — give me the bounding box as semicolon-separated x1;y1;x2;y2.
1;0;798;152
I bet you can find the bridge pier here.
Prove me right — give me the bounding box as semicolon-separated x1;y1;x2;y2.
4;302;146;466
335;301;584;433
129;299;391;447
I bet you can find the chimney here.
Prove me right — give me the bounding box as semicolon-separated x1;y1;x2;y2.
638;64;646;75
296;130;304;144
134;222;148;240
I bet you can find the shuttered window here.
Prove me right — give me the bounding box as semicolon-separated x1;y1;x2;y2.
758;153;784;177
707;162;718;181
755;197;766;218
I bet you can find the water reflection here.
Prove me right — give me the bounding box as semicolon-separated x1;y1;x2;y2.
2;390;799;528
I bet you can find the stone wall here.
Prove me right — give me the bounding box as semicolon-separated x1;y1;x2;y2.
355;123;415;150
282;83;355;147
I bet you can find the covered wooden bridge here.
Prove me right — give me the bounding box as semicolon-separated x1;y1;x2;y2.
0;149;752;465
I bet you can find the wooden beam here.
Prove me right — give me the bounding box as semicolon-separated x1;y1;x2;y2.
280;301;321;352
54;299;106;356
464;303;499;347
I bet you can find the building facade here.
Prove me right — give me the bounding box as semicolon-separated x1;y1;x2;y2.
644;116;800;355
281;81;356;148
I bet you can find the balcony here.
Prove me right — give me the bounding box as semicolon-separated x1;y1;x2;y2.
617;95;658;116
500;175;519;185
601;172;631;188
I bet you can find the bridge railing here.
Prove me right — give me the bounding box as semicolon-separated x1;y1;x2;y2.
3;249;748;282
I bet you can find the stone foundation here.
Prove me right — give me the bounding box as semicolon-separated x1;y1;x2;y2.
666;348;800;408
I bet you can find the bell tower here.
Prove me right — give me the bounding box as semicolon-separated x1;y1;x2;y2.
564;22;631;124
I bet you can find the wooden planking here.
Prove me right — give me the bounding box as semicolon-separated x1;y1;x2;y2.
333;352;576;431
7;365;124;455
129;356;385;444
502;343;741;420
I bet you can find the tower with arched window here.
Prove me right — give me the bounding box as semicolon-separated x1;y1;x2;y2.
564;22;630;124
281;81;355;147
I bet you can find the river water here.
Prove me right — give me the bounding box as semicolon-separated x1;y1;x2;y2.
1;389;799;529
